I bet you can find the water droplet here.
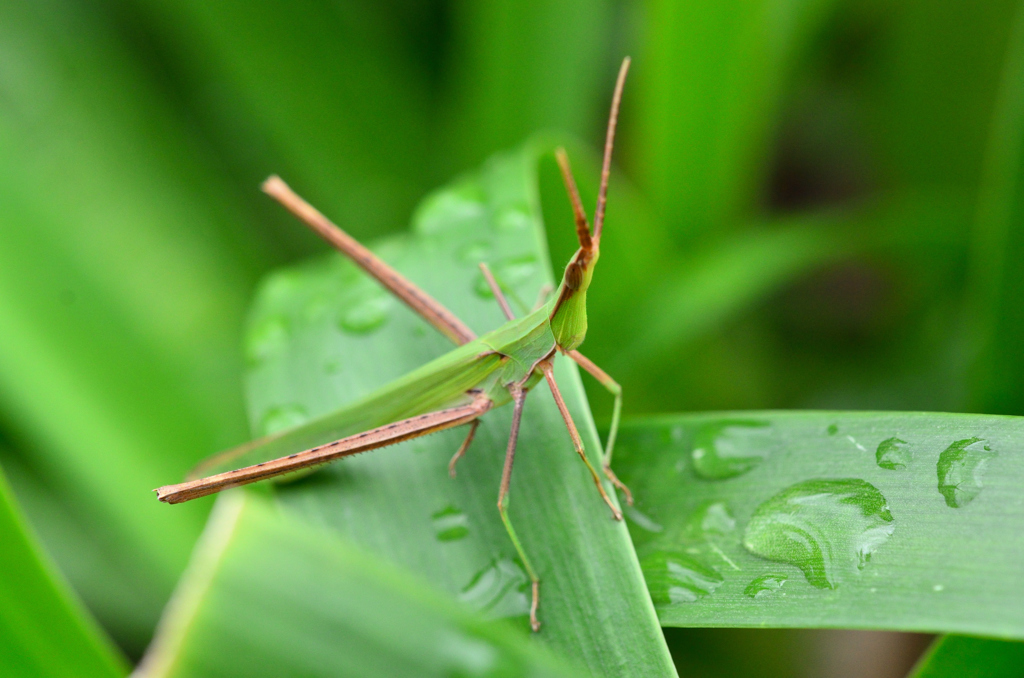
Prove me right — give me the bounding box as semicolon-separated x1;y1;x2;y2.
876;437;911;470
624;505;663;533
641;551;724;604
933;584;945;592
742;479;895;589
338;294;391;334
683;501;736;539
457;241;493;265
495;207;531;232
472;256;538;299
432;505;469;542
458;559;530;620
414;188;486;235
937;437;997;508
827;424;839;436
245;315;289;366
261;404;308;436
744;574;788;599
691;420;774;480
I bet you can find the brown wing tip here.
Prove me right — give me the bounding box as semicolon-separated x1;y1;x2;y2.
261;175;287;197
154;485;181;504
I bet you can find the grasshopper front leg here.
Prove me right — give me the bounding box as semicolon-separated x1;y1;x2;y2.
566;350;632;506
540;361;623;520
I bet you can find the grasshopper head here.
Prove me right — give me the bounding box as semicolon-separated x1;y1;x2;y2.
549;57;629;351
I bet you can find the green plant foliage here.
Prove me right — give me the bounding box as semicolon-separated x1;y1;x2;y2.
137;492;585;678
910;635;1024;678
0;461;126;678
614;411;1024;637
159;145;673;676
969;2;1024;415
638;0;840;242
0;0;268;651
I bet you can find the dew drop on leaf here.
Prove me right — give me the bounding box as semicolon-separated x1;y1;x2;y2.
495;207;531;232
745;574;788;598
338;294;391;334
472;255;538;299
742;478;895;589
690;420;774;480
876;437;911;470
937;437;997;508
458;558;531;622
246;314;290;367
682;501;736;540
432;505;469;542
640;551;724;605
260;404;309;436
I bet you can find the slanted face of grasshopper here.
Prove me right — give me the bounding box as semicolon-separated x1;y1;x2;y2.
156;58;633;632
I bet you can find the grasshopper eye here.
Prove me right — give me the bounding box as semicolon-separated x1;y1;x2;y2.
565;261;583;290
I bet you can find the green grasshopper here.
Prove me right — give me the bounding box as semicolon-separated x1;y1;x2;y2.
157;58;633;632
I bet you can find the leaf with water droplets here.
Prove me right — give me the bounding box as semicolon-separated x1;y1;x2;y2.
613;411;1024;637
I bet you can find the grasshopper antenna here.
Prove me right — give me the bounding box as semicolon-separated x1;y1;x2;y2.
593;56;630;245
554;148;593;253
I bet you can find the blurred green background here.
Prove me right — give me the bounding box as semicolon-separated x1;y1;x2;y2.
2;0;1023;675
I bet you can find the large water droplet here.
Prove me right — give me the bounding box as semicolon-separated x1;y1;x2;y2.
640;551;724;604
338;294;391;334
245;315;290;367
261;404;308;436
458;559;530;620
876;437;911;470
745;574;788;599
937;438;997;508
742;479;895;589
432;505;469;542
691;420;774;480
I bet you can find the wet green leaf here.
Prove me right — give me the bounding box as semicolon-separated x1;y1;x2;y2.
615;411;1024;637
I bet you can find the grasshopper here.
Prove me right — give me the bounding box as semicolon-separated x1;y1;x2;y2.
157;58;633;632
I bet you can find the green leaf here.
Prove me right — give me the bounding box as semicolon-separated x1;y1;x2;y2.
442;0;614;171
138;492;585;678
156;144;675;675
0;460;126;678
910;635;1024;678
129;0;435;240
637;0;840;240
0;0;269;650
614;411;1024;637
968;2;1024;414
